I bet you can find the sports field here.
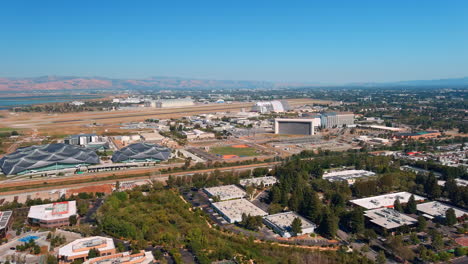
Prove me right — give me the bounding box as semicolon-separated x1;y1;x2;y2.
210;146;259;157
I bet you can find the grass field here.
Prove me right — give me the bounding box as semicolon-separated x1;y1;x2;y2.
210;146;259;157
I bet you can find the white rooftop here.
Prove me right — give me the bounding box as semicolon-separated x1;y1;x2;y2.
350;192;426;209
212;199;267;222
28;201;77;221
59;236;115;258
417;201;468;219
323;170;375;182
0;211;12;229
239;176;277;187
204;185;246;201
364;208;417;229
263;211;316;232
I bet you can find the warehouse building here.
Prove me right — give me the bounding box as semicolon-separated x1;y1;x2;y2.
350;192;426;210
274;118;317;135
203;185;246;201
146;98;195;108
111;143;171;163
211;199;267;223
0;211;12;238
239;176;277;188
364;208;417;232
83;251;155;264
28;201;77;228
251;100;290;113
263;211;316;238
0;143;100;176
417;201;468;220
322;170;376;184
320;112;355;128
58;236;116;263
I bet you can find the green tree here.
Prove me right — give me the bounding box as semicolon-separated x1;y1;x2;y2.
393;198;403;212
319;209;338;238
405;194;417;214
88;248;100;259
69;215;77;226
417;215;427;232
376;250;386;264
291;217;302;236
445;208;457;226
46;254;58;264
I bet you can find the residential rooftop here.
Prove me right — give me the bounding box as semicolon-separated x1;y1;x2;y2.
212;199;267;223
239;176;277;187
350;192;426;209
416;201;468;219
28;201;77;221
204;185;246;201
364;208;417;230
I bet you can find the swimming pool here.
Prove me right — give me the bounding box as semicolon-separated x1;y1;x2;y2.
18;235;39;242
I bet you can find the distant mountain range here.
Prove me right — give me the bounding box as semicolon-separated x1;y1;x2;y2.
0;76;467;91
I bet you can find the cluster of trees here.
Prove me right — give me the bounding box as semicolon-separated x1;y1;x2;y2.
239;214;263;231
97;187;371;264
47;233;66;249
16;239;41;254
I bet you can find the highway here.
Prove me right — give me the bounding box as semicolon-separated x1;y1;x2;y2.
0;162;280;196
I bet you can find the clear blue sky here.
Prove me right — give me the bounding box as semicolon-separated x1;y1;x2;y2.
1;0;467;83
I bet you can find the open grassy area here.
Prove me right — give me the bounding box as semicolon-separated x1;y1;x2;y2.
210;146;259;157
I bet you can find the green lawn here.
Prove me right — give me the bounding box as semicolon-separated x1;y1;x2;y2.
209;146;259;157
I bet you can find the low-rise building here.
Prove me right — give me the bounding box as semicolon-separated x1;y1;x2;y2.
83;250;155;264
239;176;277;188
322;170;375;184
263;211;316;238
350;192;426;210
28;201;77;228
58;236;116;264
203;185;246;201
416;201;468;220
0;211;12;238
211;199;267;223
364;208;417;232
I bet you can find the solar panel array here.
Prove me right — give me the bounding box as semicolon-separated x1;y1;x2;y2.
0;211;12;229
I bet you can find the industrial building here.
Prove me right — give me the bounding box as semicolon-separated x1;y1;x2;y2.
28;201;77;228
58;236;116;264
263;211;316;238
274;118;316;136
0;211;12;238
111;143;171;163
251;100;290;113
0;143;100;175
239;176;277;188
364;208;417;231
83;251;155;264
203;185;247;201
211;199;267;223
319;112;354;128
146;98;195;108
350;192;426;210
322;170;376;184
416;201;468;220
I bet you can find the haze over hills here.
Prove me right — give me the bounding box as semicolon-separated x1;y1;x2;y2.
0;76;467;92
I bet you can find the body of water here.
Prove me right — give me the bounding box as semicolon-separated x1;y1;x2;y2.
0;94;102;110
